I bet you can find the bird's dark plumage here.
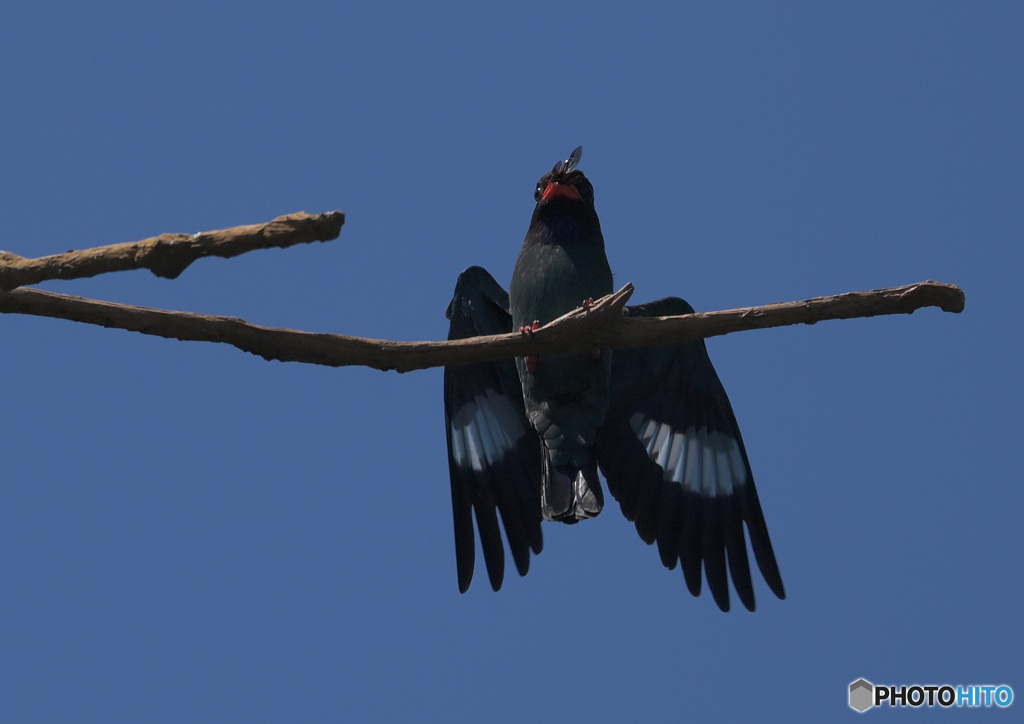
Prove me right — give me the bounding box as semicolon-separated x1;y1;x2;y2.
443;147;784;610
510;147;612;524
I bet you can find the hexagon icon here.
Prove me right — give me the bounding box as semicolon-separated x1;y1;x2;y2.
849;679;874;713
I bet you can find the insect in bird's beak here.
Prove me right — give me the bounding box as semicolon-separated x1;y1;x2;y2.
551;146;582;175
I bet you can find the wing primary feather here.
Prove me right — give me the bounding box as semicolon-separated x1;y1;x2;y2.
678;493;703;597
451;482;476;592
445;370;477;593
721;495;755;611
741;480;786;600
656;482;683;569
471;477;506;592
701;497;730;612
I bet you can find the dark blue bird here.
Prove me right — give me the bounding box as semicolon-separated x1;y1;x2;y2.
444;147;785;611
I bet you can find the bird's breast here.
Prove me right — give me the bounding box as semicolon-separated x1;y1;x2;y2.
509;239;613;328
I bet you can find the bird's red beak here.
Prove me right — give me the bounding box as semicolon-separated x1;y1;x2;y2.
541;183;581;201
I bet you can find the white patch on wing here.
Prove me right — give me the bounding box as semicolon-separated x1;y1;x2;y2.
450;426;467;466
450;390;527;471
665;433;685;481
630;412;746;498
700;428;716;496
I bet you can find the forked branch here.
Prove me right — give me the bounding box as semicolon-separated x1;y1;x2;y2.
0;212;964;372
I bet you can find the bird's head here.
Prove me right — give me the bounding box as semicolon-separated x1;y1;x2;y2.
528;147;602;244
532;146;595;208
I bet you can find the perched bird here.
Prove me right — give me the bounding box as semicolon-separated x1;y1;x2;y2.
444;147;784;611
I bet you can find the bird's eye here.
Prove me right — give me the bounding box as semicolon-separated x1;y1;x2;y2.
534;183;544;202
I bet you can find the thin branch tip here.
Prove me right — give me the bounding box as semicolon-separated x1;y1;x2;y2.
0;210;345;291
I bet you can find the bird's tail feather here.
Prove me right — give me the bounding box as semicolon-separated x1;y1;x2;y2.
541;453;604;523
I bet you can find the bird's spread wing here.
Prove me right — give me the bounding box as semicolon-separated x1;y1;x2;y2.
444;266;543;592
595;298;785;611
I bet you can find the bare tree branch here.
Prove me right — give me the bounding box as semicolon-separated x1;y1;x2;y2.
0;211;345;291
0;280;964;373
0;212;965;371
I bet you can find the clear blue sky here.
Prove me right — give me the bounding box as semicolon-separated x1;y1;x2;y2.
2;2;1020;721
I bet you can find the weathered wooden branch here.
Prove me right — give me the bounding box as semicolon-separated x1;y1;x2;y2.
0;280;964;373
0;211;965;371
0;211;345;291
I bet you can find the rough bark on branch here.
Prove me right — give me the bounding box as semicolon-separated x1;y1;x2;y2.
0;281;964;373
0;211;345;291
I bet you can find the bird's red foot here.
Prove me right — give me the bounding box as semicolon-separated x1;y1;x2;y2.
518;321;541;336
